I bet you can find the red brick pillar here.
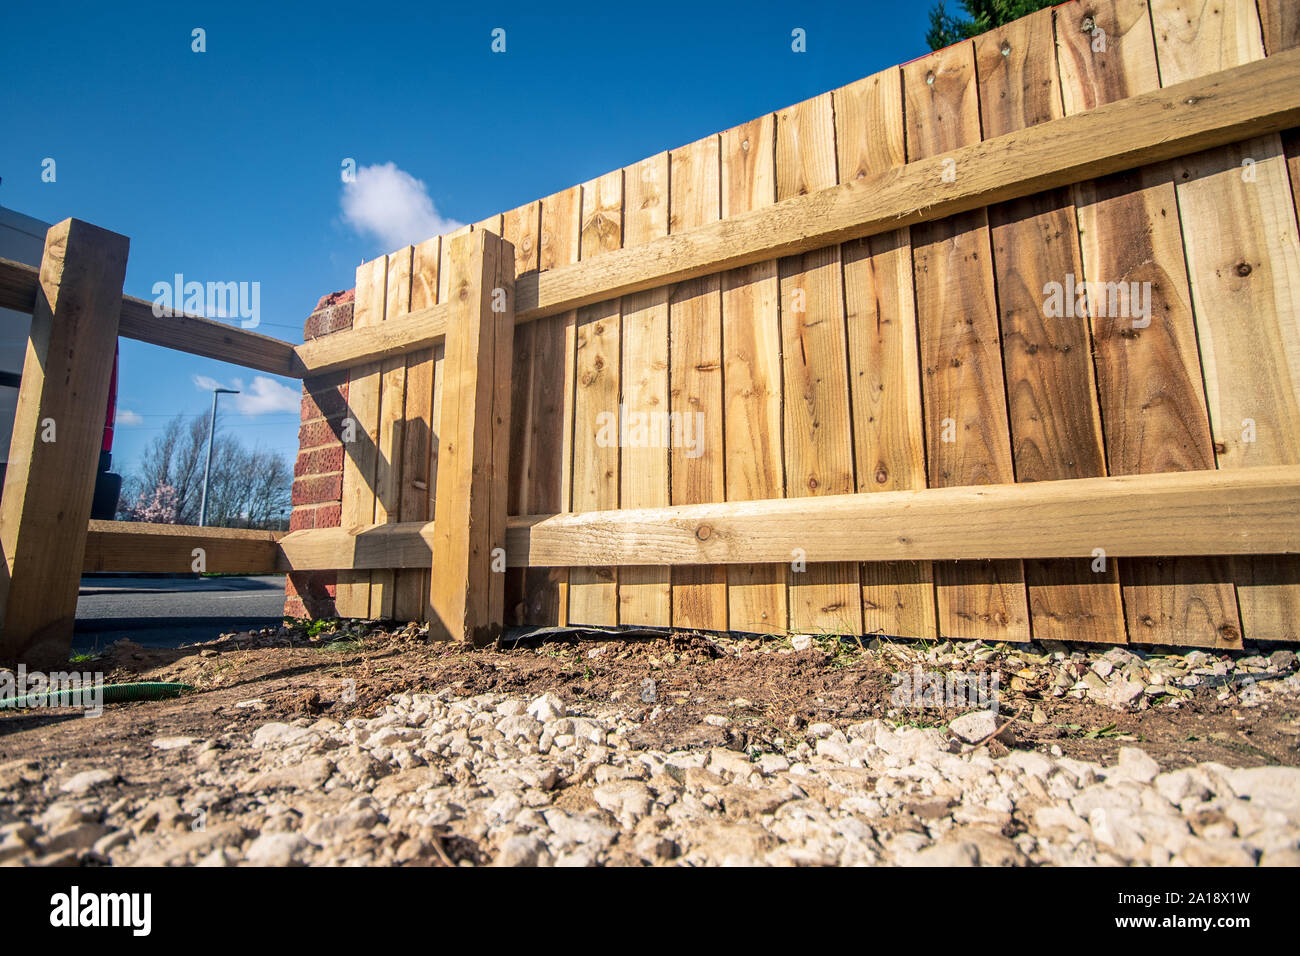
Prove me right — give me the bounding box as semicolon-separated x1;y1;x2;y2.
284;289;354;620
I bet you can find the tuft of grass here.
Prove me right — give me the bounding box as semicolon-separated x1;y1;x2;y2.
1082;723;1121;739
319;638;365;653
894;713;948;729
283;616;344;640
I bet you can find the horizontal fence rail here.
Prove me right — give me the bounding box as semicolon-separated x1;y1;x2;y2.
82;521;282;575
271;467;1300;570
0;257;300;376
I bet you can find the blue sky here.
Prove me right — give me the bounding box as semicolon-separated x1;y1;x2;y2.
0;0;933;476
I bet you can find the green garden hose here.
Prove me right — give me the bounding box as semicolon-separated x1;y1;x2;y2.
0;681;193;709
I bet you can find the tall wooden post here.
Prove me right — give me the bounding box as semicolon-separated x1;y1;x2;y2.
428;230;516;645
0;219;129;667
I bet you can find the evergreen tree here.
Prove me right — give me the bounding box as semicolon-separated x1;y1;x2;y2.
927;0;1058;50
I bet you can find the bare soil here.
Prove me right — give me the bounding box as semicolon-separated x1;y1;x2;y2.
4;627;1297;778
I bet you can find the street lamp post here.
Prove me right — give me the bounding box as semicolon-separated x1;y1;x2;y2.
199;387;239;527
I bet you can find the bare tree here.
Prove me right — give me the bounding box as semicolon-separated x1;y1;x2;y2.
118;412;291;529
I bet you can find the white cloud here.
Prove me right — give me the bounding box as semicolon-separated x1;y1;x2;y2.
192;374;297;416
115;409;143;426
341;162;463;249
233;376;299;416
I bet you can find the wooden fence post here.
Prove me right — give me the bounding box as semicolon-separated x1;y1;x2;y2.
428;230;516;645
0;219;129;666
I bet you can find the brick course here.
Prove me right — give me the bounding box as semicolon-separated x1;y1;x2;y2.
284;291;355;620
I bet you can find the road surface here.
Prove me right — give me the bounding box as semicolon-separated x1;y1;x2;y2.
73;574;287;652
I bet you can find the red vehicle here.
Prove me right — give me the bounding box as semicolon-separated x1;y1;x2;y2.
0;349;119;517
91;345;123;519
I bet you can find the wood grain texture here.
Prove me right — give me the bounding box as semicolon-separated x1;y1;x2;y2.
905;42;1030;643
368;246;412;618
1152;0;1300;642
425;292;447;625
473;214;503;236
977;8;1127;644
834;67;937;640
1057;0;1242;647
506;465;1300;566
505;47;1300;328
1258;0;1300;54
568;170;624;626
279;466;1300;570
427;231;515;645
721;115;788;635
0;220;128;666
518;189;581;625
335;254;386;618
268;1;1300;647
294;301;451;377
1260;6;1300;625
669;135;729;631
393;236;440;622
288;50;1300;380
0;258;300;378
1258;0;1300;222
619;153;673;626
776;94;861;636
502;201;542;625
84;522;279;574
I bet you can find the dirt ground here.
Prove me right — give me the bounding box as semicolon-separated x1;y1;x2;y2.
4;624;1297;776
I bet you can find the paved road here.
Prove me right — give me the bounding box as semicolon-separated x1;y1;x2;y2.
73;574;287;652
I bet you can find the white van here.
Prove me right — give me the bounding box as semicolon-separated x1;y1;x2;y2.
0;206;49;479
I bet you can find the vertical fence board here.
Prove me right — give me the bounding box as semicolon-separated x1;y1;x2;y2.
336;254;387;618
977;9;1128;644
569;170;624;625
422;230;467;622
396;237;441;622
425;347;446;623
393;236;440;622
1258;1;1300;265
1255;0;1300;644
502;202;542;625
619;153;673;626
776;94;861;636
1056;0;1241;647
834;68;937;641
1151;0;1300;642
518;189;581;625
670;135;729;631
721;115;788;635
1259;0;1300;52
904;43;1031;643
370;246;412;619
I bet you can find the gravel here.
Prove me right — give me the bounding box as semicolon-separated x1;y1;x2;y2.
1;676;1296;866
4;634;1299;867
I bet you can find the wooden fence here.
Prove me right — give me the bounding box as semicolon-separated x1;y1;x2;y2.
2;0;1299;664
